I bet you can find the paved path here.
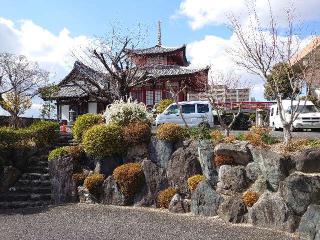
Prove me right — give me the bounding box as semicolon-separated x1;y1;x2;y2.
0;204;294;240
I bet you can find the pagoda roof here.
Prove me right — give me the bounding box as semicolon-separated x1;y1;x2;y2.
126;45;186;55
142;64;209;78
54;85;88;99
52;61;109;100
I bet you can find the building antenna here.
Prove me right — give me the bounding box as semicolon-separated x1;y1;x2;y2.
157;21;162;46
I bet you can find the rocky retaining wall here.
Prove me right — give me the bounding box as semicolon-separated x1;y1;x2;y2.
49;136;320;239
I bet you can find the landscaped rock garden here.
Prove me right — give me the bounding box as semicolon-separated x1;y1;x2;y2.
48;101;320;239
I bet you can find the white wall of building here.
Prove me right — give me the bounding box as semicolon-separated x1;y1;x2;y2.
60;105;70;121
88;102;98;114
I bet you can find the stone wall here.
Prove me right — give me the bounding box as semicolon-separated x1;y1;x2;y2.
49;137;320;239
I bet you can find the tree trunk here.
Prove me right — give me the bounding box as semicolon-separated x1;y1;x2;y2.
224;128;230;137
283;124;292;147
10;114;21;128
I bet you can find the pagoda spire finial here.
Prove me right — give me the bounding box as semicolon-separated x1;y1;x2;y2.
157;20;162;46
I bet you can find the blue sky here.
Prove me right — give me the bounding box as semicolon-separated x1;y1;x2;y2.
1;0;320;117
0;0;231;46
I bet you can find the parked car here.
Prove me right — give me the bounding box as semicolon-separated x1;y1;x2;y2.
269;100;320;131
155;101;215;127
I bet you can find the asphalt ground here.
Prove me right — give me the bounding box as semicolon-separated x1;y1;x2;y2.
0;204;295;240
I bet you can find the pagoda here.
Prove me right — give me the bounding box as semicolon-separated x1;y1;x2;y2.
126;21;209;106
45;22;209;123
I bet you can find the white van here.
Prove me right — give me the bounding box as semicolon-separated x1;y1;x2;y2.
155;100;215;127
269;100;320;131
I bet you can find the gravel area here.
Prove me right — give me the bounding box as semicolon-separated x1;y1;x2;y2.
0;204;294;240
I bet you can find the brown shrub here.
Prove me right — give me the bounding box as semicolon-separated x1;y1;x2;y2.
84;173;105;197
224;135;236;143
123;121;151;145
112;163;145;200
244;126;277;147
187;175;205;192
210;130;224;143
157;123;185;142
72;172;86;186
157;187;177;208
214;154;234;167
68;145;86;171
245;132;265;147
242;191;259;207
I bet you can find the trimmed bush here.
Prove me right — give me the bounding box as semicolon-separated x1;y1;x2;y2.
187;175;205;192
72;172;87;186
67;145;86;171
156;123;185;142
245;126;278;147
48;147;70;161
155;98;174;113
123;121;151;145
0;127;23;151
242;191;259;207
211;130;224;143
105;99;152;126
82;124;125;158
84;173;105;197
113;163;145;200
0;121;59;151
224;135;236;143
214;154;234;167
72;114;104;142
186;126;212;140
68;145;85;159
28;121;59;146
157;187;177;209
48;145;86;172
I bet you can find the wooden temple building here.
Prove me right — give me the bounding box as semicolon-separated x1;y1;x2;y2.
48;23;209;122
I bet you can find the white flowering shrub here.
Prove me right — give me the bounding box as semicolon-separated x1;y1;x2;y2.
104;99;152;126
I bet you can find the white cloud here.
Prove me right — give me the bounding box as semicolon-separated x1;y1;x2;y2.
0;17;92;117
187;34;262;99
178;0;320;30
0;17;91;81
186;32;314;101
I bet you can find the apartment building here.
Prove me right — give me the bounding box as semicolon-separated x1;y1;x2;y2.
188;85;250;102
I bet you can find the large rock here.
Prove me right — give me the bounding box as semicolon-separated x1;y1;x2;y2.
218;195;248;223
102;176;127;206
298;204;320;240
148;137;175;169
245;162;262;182
168;193;190;213
94;156;123;177
49;156;77;204
167;141;202;194
0;166;21;192
250;147;294;191
78;186;97;204
134;159;168;206
214;141;252;165
126;144;149;163
198;140;218;186
248;192;297;232
191;180;224;216
217;165;248;194
248;176;268;194
293;148;320;173
279;172;320;216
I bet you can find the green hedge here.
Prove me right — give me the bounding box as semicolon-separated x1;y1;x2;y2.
82;123;125;158
0;121;59;152
0;127;28;152
72;114;104;142
28;121;59;146
48;147;70;161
